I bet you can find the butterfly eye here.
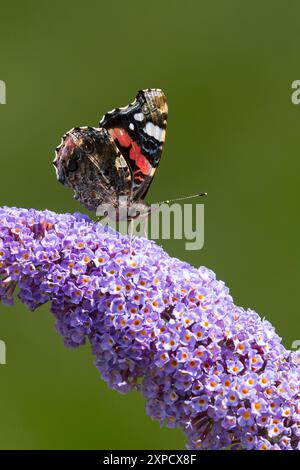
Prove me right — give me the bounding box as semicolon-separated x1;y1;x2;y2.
68;158;79;172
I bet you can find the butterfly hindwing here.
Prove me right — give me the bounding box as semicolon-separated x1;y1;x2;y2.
99;88;168;201
53;126;132;211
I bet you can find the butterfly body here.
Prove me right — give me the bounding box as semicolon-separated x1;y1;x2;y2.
53;89;168;219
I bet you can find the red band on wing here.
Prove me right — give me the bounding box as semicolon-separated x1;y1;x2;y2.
129;142;151;175
110;127;151;176
110;128;132;148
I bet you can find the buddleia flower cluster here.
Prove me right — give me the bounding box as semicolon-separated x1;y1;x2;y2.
0;206;299;450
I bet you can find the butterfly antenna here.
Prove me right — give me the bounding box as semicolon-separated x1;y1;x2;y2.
158;192;207;205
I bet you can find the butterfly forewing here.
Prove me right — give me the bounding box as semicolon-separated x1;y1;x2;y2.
99;88;168;201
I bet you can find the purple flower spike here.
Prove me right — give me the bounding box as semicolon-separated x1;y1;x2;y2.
0;206;299;450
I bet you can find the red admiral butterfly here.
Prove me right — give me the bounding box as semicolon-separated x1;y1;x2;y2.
53;89;168;219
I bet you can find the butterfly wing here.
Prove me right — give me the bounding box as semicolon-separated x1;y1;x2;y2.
53;126;132;211
99;88;168;201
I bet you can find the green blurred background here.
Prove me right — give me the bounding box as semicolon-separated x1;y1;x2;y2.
0;0;299;449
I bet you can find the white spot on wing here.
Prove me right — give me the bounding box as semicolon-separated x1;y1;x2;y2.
129;123;134;130
115;155;128;169
144;122;164;141
134;113;144;121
